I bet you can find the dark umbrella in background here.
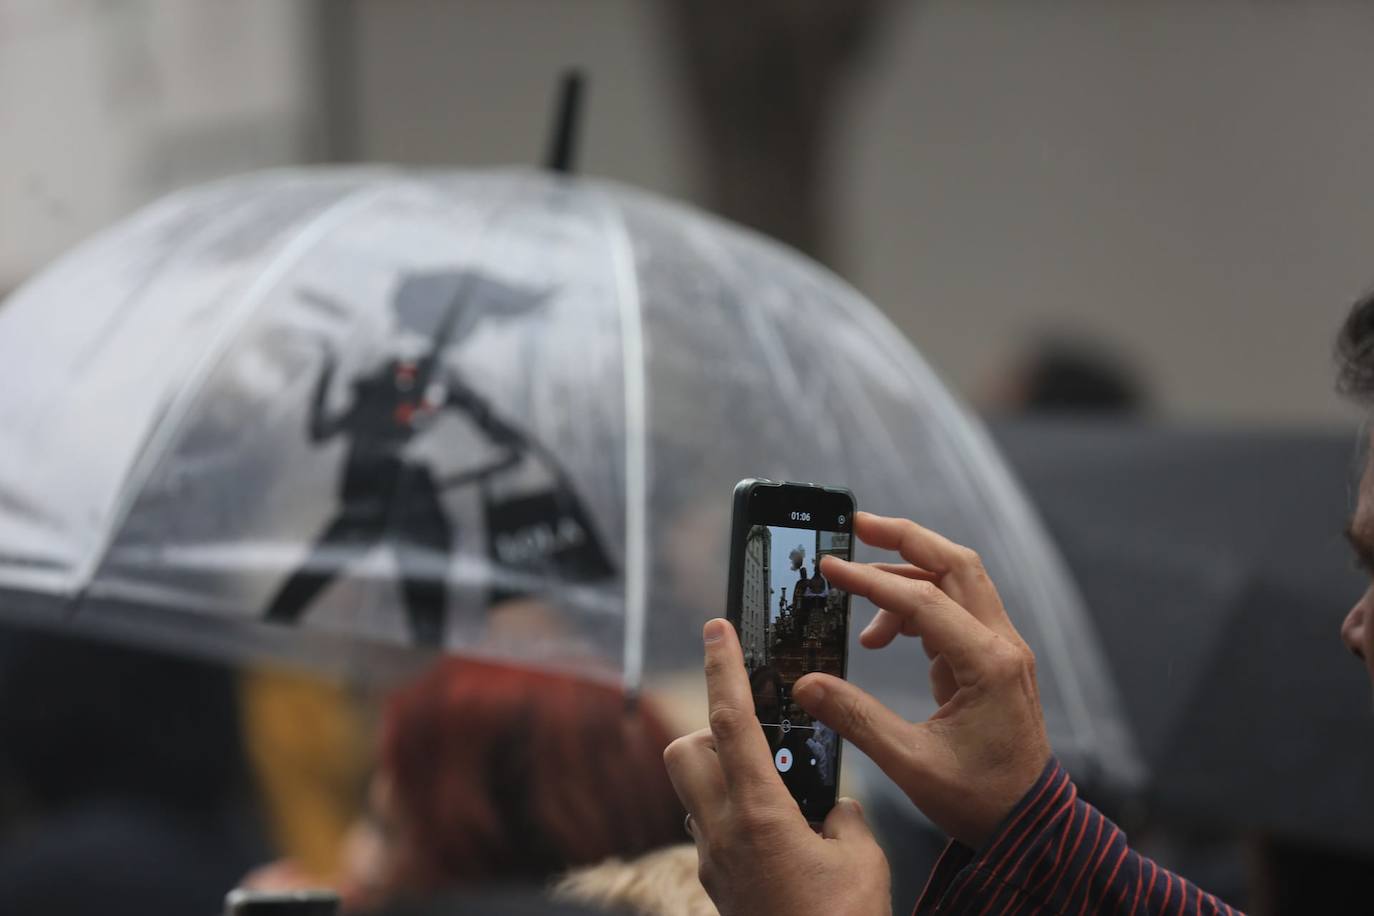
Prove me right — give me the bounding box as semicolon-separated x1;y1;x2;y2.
992;418;1374;854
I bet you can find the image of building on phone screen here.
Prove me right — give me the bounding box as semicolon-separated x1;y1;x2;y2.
741;524;850;801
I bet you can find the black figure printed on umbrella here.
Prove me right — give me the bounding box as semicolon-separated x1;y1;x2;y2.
264;271;615;646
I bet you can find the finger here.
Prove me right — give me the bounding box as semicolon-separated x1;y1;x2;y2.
679;807;711;872
827;559;933;648
821;558;995;678
685;815;709;866
869;561;938;581
854;512;969;574
821;797;874;842
793;673;924;779
929;653;957;706
857;603;937;650
702;619;792;799
663;729;724;823
854;513;1010;632
857;562;939;648
858;607;906;649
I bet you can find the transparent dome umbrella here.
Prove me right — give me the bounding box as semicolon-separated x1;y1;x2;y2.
0;167;1142;791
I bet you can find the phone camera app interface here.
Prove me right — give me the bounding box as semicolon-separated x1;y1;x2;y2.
739;523;850;816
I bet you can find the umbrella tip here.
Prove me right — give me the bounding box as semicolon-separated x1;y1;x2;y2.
544;69;585;175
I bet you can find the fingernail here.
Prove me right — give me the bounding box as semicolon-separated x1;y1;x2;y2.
703;619;726;644
797;681;824;704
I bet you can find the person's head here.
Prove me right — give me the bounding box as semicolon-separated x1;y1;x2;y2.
364;657;685;897
988;337;1146;416
552;843;717;916
1335;292;1374;687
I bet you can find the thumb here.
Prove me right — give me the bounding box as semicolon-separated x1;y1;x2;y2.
821;796;873;842
794;673;917;780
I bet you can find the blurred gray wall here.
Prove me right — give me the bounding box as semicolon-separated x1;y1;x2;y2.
346;0;1374;426
0;0;319;290
344;0;694;199
6;0;1373;426
838;1;1374;427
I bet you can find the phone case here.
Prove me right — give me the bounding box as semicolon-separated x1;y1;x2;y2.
723;478;855;824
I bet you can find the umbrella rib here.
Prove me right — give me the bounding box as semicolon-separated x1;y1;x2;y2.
71;181;395;610
598;189;649;699
874;306;1144;786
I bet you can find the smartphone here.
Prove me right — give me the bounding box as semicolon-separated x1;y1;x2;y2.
224;890;341;916
725;478;855;823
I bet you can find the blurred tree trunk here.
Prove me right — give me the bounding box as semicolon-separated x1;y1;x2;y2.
664;0;891;264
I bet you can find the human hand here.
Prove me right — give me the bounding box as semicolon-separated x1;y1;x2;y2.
664;619;891;916
793;512;1051;849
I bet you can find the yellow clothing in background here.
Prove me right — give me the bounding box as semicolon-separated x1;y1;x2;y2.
239;667;369;880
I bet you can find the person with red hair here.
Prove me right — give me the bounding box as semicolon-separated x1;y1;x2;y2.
325;656;685;912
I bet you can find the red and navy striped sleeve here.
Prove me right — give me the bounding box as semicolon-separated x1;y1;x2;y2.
912;758;1241;915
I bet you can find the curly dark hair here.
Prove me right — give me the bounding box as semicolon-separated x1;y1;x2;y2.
1336;291;1374;403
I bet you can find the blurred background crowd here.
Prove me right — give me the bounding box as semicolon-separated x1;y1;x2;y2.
3;2;1374;915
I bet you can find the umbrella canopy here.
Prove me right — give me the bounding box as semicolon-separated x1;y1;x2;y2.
993;418;1374;852
0;167;1139;788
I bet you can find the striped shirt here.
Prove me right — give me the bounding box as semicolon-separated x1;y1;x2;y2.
913;759;1240;915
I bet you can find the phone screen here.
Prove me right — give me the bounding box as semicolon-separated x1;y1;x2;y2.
727;481;853;822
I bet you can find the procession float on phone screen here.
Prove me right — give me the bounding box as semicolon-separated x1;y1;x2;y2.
726;479;854;823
